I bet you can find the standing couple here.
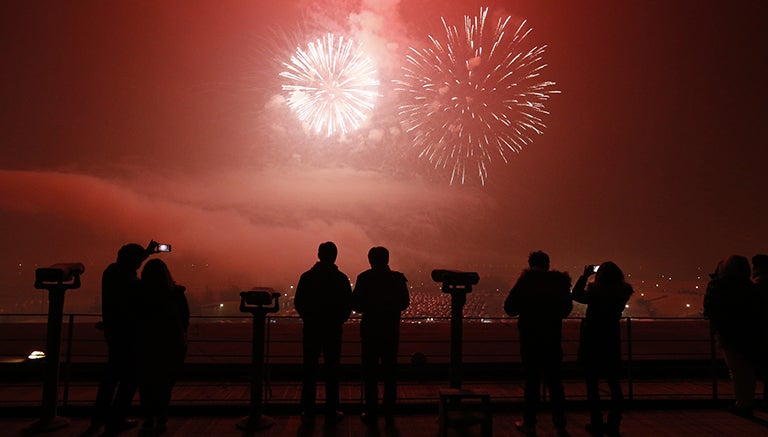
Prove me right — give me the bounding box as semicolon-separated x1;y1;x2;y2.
294;242;410;428
85;241;189;437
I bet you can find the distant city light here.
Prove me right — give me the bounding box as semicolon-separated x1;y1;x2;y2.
28;351;45;360
219;303;224;308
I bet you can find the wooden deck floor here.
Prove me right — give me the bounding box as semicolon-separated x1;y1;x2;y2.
3;408;768;436
2;376;766;435
0;378;745;408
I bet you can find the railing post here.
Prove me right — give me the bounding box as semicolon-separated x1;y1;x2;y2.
626;317;633;402
265;315;272;401
61;314;75;407
709;320;718;401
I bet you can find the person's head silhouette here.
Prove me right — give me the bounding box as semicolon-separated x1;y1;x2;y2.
719;255;750;280
116;243;147;271
594;261;624;285
528;250;550;271
368;246;389;268
141;258;174;289
317;241;338;264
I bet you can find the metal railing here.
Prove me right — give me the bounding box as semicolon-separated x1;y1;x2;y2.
0;314;730;407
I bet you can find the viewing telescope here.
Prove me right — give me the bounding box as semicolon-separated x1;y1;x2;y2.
240;288;280;312
237;287;280;431
34;263;85;288
26;261;85;434
431;268;480;389
432;269;479;290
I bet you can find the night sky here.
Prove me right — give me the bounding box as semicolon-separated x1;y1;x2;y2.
1;0;766;308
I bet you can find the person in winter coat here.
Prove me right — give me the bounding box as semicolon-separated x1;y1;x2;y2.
136;258;189;436
88;241;157;436
294;241;352;426
572;261;633;437
351;246;410;426
505;250;572;437
704;255;762;417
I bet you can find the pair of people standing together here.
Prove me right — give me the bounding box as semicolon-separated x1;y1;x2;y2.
88;242;189;437
294;242;410;428
505;251;633;437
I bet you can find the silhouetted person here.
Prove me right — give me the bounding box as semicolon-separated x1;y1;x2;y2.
572;262;633;437
505;250;572;437
294;241;353;426
351;247;410;426
704;255;762;417
135;259;189;436
87;241;157;436
752;254;768;406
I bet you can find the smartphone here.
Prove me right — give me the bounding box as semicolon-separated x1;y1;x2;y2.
157;244;172;253
592;265;600;273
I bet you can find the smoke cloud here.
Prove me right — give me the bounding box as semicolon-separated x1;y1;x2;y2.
0;167;501;300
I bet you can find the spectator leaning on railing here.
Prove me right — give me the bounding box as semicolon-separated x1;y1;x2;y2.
704;255;763;418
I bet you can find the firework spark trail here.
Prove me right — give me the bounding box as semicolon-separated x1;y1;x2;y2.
280;33;380;137
395;8;560;185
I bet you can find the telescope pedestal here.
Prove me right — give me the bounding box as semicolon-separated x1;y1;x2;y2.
236;290;279;432
432;270;479;389
236;310;276;431
448;289;467;389
25;285;72;435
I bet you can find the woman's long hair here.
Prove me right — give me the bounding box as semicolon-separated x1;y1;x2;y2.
141;258;175;292
594;261;633;296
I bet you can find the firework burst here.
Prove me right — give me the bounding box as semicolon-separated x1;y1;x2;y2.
395;8;559;185
280;33;380;137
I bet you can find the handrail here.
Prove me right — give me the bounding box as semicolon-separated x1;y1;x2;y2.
0;313;727;407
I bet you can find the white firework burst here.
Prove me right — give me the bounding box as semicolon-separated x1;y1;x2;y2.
395;8;560;185
280;33;380;137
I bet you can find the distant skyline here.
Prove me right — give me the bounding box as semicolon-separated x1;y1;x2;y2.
1;0;767;309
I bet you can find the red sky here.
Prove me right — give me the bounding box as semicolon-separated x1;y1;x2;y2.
1;0;766;307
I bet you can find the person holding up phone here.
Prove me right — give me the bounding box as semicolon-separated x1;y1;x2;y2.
571;262;633;437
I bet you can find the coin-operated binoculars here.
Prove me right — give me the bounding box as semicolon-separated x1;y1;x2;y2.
25;263;85;435
236;288;280;432
432;270;479;389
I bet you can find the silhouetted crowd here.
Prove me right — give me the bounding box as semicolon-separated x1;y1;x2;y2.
82;241;768;437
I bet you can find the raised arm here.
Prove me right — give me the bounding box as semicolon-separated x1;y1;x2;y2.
571;265;595;304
